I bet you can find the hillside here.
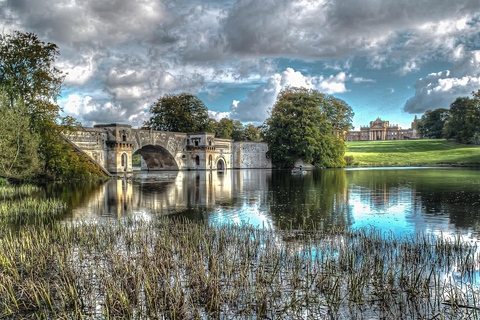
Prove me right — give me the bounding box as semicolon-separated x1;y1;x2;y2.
345;139;480;166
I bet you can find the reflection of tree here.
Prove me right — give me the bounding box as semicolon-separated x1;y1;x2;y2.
347;168;480;236
268;169;352;230
45;181;105;214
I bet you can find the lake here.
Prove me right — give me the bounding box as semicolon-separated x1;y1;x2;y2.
49;167;480;238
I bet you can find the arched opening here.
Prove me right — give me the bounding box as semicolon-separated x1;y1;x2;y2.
121;153;128;171
134;145;179;171
195;155;200;166
217;158;225;171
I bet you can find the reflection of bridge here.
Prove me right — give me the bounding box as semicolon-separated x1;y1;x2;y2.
69;170;272;221
67;123;272;174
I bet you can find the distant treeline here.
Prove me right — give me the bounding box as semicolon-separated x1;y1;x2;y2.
416;90;480;144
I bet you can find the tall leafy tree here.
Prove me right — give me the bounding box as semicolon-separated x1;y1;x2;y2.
243;124;261;141
145;93;213;133
231;120;245;141
0;92;40;179
444;92;480;144
214;118;234;139
416;108;449;139
263;87;352;168
0;31;103;180
0;31;63;127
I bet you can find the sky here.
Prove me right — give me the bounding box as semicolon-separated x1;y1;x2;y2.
1;0;479;130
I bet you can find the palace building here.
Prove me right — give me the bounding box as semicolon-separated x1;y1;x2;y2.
345;116;419;141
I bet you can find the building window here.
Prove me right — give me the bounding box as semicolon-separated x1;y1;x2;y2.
195;155;200;166
121;153;128;169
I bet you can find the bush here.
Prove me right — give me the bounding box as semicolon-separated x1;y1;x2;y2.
344;155;355;166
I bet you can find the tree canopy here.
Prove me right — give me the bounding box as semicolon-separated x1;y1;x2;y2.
145;93;213;133
212;118;262;141
444;91;480;144
0;92;40;179
0;31;103;180
416;108;449;139
262;87;352;168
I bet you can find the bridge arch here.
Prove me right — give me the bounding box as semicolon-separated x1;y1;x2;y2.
134;145;179;171
216;157;226;171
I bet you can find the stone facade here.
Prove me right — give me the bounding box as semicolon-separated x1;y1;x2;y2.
67;123;272;174
233;142;271;169
345;116;419;141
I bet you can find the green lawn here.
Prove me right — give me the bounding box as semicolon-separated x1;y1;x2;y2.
345;139;480;166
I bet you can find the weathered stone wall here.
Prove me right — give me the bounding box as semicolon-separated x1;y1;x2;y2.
233;142;272;169
67;124;272;174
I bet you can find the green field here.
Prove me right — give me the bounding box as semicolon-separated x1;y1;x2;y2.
345;139;480;166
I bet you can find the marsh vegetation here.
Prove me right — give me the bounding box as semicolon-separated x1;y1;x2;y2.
0;218;479;319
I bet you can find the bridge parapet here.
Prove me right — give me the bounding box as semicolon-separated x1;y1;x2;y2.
66;123;272;175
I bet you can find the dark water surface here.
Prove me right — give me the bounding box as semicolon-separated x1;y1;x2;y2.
49;167;480;238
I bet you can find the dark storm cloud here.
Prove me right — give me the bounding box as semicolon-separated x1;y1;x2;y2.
1;0;479;125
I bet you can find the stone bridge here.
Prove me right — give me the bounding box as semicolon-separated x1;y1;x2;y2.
67;123;272;174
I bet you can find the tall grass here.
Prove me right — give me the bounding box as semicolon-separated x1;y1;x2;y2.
0;184;65;221
0;218;478;319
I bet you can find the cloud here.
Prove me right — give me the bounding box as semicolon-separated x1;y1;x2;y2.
208;110;230;121
1;0;480;127
221;0;480;70
404;51;480;113
229;67;349;123
353;77;376;83
59;94;150;127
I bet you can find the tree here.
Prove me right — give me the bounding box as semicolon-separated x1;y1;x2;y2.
0;92;40;179
145;93;213;133
0;31;103;180
243;124;261;141
263;87;352;168
416;108;449;139
214;118;234;139
231;120;245;141
0;31;63;127
444;92;480;144
322;95;355;133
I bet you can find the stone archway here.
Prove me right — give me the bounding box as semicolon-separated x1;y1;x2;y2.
217;158;225;171
134;145;179;171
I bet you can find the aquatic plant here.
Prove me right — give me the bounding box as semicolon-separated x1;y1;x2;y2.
0;218;478;319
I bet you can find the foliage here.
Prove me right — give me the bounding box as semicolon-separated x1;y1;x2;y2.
0;31;103;180
416;108;449;139
213;118;262;141
243;124;261;141
263;87;352;168
145;93;213;133
0;178;8;186
444;91;480;144
231;120;245;141
0;93;40;180
43;138;106;180
345;139;480;166
321;95;355;133
214;118;234;139
344;155;355;166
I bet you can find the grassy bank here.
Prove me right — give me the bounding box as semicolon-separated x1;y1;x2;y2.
0;218;479;319
345;139;480;167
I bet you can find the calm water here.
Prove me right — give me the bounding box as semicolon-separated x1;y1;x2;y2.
48;167;480;238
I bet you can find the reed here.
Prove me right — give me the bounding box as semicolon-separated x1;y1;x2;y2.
0;184;65;221
0;218;479;319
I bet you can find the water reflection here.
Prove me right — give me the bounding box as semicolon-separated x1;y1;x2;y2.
54;168;480;237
